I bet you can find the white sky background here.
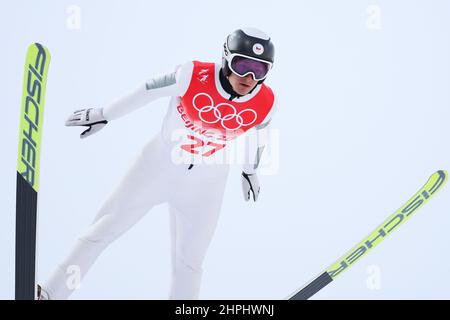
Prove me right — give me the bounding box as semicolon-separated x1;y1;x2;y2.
1;0;450;299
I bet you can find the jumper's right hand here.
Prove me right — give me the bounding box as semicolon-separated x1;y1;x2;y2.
65;108;108;139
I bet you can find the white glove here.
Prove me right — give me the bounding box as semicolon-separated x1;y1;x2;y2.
65;108;108;139
242;172;260;202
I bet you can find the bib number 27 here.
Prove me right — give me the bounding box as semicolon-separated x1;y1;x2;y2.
181;135;225;157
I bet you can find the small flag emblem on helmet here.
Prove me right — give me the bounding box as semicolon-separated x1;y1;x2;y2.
253;43;264;55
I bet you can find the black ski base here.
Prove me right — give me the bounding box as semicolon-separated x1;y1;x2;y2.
15;172;38;300
289;272;333;300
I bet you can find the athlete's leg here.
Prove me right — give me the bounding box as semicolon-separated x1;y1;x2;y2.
168;165;230;299
43;134;170;299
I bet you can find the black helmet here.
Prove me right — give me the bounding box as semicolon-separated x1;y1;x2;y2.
222;28;275;84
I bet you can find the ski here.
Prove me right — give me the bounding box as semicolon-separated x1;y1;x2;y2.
15;43;51;300
288;170;448;300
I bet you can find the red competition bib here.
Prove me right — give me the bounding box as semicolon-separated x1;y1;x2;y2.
177;61;274;157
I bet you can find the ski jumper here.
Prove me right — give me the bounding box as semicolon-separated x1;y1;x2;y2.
43;61;276;299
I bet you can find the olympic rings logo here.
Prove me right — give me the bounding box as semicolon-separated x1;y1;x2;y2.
192;93;257;131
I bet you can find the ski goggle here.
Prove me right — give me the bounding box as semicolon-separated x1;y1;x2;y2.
228;54;272;81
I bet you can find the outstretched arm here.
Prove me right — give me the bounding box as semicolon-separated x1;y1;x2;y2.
102;62;193;120
241;121;271;201
241;96;277;202
65;62;193;138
